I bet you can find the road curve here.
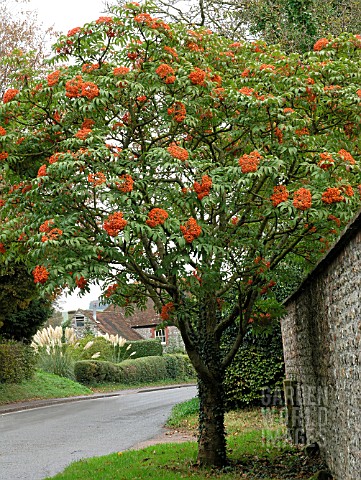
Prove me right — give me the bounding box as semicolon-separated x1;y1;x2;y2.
0;385;197;480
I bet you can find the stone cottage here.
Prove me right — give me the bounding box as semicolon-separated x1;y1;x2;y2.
68;299;184;351
281;210;361;480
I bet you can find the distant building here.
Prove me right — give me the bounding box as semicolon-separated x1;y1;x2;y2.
68;299;184;351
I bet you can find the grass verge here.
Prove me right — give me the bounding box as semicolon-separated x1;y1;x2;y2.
46;401;328;480
0;370;92;404
0;370;195;405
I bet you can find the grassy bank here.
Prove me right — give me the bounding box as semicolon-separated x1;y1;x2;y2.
0;370;92;404
45;401;327;480
0;369;195;405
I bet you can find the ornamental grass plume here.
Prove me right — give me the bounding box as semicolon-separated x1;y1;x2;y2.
31;326;77;379
100;333;135;363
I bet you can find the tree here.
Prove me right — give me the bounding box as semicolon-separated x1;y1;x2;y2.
0;263;53;338
0;298;53;343
113;0;361;52
0;0;56;333
1;3;361;466
0;0;56;96
0;264;38;326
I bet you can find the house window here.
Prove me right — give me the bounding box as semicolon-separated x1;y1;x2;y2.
155;328;166;345
75;315;85;327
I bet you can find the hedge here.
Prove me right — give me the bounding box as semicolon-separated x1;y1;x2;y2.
70;337;162;362
74;353;195;385
223;325;285;409
121;339;163;359
0;340;37;383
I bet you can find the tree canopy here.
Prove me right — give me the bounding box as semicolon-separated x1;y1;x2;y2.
1;2;361;466
120;0;361;52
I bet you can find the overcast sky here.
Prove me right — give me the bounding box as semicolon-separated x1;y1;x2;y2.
28;0;109;34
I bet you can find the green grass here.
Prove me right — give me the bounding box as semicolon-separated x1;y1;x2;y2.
166;396;200;427
45;402;325;480
0;370;92;404
0;370;195;406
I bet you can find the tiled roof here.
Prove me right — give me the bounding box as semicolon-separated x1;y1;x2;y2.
122;299;162;328
71;298;162;339
95;307;143;340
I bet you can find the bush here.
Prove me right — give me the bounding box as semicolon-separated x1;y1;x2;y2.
223;325;285;409
164;354;195;380
0;340;36;383
74;354;195;385
69;337;162;362
69;336;113;361
74;360;122;384
121;339;163;359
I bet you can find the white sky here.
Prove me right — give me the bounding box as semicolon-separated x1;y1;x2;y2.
24;0;108;311
28;0;109;34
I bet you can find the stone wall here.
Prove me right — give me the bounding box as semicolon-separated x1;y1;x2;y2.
281;222;361;480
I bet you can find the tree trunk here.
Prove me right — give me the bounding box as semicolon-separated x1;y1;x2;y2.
197;375;227;467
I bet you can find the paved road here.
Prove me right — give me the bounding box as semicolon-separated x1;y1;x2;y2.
0;385;197;480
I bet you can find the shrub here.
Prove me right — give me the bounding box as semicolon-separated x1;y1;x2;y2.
121;339;163;359
164;354;195;380
69;336;162;362
69;335;113;361
223;325;285;409
120;356;168;383
74;360;122;384
74;353;195;385
0;340;36;383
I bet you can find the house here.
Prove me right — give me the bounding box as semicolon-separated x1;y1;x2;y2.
68;299;185;351
281;209;361;480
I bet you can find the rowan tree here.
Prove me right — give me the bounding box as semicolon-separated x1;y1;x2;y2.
1;3;361;466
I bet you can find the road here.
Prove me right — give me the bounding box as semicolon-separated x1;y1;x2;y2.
0;385;197;480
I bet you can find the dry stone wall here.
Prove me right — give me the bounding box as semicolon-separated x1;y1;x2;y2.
281;221;361;480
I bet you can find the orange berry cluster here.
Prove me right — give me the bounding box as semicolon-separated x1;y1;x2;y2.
270;185;289;207
88;172;106;186
188;68;206;85
47;70;61;87
238;150;262;173
146;208;168;227
65;76;99;100
160;302;174;321
116;174;134;193
3;88;19;103
167;143;189;161
33;265;49;284
180;217;202;243
338;149;356;165
103;212;127;236
318;152;334;170
167;102;186;122
293;188;312;210
321;187;344;204
193;175;212;200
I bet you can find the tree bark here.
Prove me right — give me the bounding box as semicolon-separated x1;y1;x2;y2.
197;375;227;466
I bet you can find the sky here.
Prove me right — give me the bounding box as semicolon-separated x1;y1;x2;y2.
28;0;109;34
25;0;108;311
